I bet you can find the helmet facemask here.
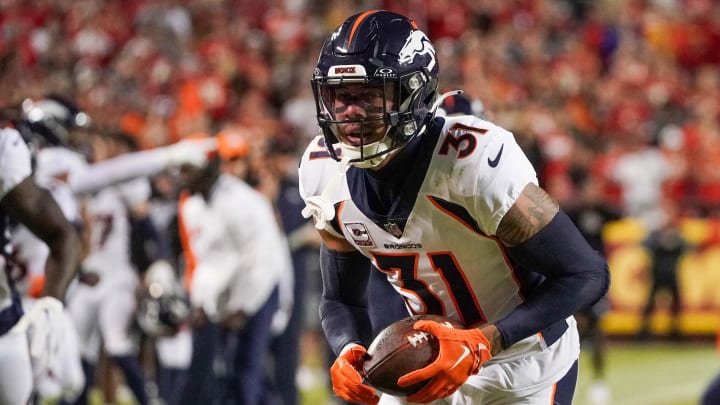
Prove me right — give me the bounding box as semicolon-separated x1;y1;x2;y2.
313;69;436;168
312;10;440;168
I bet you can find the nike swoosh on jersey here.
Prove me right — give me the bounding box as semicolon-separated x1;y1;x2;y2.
449;345;471;370
487;143;504;167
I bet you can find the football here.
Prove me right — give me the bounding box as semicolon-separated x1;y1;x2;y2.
362;314;464;396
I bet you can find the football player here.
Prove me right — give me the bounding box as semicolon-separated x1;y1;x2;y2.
177;133;293;405
9;95;215;405
0;121;82;404
299;10;609;405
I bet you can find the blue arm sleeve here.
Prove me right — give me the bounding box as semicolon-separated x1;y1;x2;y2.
495;210;610;347
368;264;409;335
319;243;373;355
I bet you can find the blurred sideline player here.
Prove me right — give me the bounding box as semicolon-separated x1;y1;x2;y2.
8;95;214;405
219;131;299;404
8;147;89;403
61;129;213;405
565;179;619;405
177;132;293;405
638;211;689;341
252;132;346;405
63;126;156;405
0;116;82;403
136;259;192;405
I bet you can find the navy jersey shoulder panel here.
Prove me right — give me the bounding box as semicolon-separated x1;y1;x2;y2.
346;119;443;234
426;196;485;236
331;202;344;235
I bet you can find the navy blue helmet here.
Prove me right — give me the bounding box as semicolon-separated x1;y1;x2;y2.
17;95;90;147
437;92;485;118
312;10;439;167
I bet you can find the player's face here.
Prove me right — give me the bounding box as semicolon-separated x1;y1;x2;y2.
329;84;393;146
179;163;210;194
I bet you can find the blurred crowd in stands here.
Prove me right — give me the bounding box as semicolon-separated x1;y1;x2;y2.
2;0;720;403
3;0;720;227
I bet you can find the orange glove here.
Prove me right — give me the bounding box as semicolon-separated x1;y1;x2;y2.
397;320;493;403
330;344;380;405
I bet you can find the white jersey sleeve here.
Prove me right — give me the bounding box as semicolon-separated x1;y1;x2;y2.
67;148;167;195
0;128;32;200
183;175;292;318
66;138;216;195
298;135;350;238
219;176;291;315
445;116;538;235
116;177;151;208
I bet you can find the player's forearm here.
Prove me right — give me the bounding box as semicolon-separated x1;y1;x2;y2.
319;244;373;354
497;210;610;347
68;149;168;194
42;228;82;301
9;180;83;301
320;297;373;355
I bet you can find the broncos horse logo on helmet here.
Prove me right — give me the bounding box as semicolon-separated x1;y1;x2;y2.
398;30;437;72
311;10;439;168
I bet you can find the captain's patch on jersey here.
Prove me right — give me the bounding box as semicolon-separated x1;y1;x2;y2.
344;222;374;247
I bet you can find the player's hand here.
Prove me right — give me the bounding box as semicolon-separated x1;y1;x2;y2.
189;308;209;328
397;320;493;403
164;136;217;168
78;270;100;286
330;344;379;405
11;297;67;370
221;309;248;330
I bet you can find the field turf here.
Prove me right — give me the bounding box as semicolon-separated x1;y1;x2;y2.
301;341;719;405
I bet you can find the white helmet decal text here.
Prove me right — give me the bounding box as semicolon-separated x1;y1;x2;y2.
328;64;368;77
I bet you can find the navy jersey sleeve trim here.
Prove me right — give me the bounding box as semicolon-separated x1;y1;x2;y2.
319;244;373;355
331;202;344;235
496;210;610;347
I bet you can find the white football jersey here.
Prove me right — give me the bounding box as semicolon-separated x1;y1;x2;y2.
180;174;292;319
0;128;33;311
81;179;149;281
299;115;570;362
9;147;83;293
0;128;32;200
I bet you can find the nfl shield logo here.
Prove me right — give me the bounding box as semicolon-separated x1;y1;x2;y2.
383;222;403;238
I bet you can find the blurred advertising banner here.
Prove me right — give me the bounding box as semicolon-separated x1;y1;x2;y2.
602;218;720;336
